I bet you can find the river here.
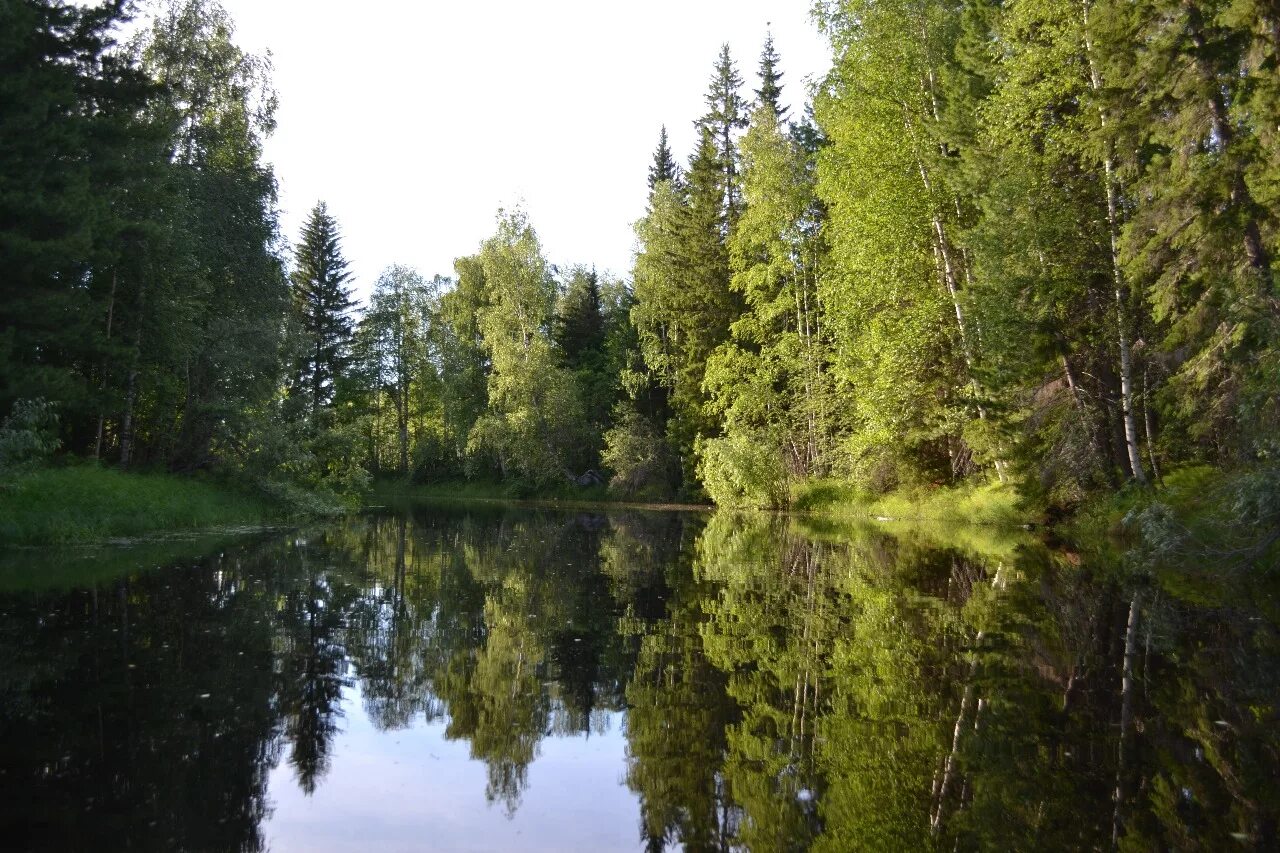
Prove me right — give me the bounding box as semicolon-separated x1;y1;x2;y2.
0;503;1275;851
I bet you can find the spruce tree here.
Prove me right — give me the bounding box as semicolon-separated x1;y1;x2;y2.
291;201;356;423
1117;0;1278;458
699;44;749;226
647;125;679;191
755;31;786;121
554;267;606;364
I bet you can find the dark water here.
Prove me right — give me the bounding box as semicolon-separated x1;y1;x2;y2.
0;505;1276;852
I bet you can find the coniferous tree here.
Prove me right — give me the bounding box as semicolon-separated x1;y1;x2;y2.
0;0;163;453
647;126;679;191
702;100;836;506
755;31;787;121
291;201;356;425
700;44;749;226
1116;0;1278;461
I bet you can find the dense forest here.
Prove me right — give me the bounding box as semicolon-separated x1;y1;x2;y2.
2;0;1277;512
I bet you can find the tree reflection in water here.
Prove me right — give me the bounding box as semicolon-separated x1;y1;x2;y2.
0;504;1275;850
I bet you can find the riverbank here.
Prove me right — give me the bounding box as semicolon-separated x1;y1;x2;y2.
791;479;1028;526
368;479;712;513
0;467;289;547
371;477;1029;524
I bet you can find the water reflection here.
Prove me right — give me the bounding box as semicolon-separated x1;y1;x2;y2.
0;505;1275;851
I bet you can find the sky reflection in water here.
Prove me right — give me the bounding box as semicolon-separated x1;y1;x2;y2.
0;503;1276;851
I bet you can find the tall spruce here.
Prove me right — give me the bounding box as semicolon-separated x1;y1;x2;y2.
647;125;679;191
755;31;787;121
292;201;355;424
699;44;749;226
1117;0;1278;460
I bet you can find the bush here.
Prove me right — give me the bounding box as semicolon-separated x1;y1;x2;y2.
601;407;676;499
0;398;60;472
697;431;789;509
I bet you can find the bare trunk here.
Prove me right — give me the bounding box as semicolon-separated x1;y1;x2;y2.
93;270;118;460
398;391;409;475
119;366;138;468
118;278;147;469
926;203;1009;484
1082;0;1148;485
1112;592;1142;848
1142;367;1161;483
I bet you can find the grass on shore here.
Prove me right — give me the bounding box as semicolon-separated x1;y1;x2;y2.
0;466;281;547
792;479;1028;527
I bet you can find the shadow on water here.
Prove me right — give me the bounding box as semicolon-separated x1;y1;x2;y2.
0;504;1275;850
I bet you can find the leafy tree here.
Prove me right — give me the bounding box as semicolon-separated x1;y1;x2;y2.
467;210;585;485
135;0;287;470
436;255;490;474
814;0;974;488
360;265;440;474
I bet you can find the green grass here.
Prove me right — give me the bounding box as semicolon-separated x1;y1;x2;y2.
0;466;282;547
792;478;1029;527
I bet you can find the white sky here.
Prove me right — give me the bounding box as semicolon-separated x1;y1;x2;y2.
211;0;833;303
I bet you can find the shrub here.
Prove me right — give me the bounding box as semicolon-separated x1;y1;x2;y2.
0;398;60;472
601;406;676;499
697;431;789;509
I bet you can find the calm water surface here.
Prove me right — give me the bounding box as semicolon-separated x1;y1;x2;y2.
0;504;1276;851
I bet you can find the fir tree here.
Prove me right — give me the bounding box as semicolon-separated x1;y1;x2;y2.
755;31;787;121
699;44;749;225
555;267;606;364
291;201;356;423
647;125;679;191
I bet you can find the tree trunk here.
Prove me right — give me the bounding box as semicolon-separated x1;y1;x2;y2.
1112;591;1142;847
93;270;118;460
1082;0;1148;486
1142;367;1161;483
118;279;147;469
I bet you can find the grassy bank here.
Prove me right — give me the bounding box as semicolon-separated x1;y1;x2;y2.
793;479;1029;527
0;466;285;546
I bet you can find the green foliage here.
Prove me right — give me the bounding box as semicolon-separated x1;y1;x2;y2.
0;466;277;546
697;431;789;509
647;125;679;190
600;405;677;499
290;201;356;421
467;210;586;487
0;399;60;472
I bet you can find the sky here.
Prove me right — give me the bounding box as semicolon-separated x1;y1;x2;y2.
209;0;834;303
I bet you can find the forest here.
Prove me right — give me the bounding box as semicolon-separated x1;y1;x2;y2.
2;0;1278;518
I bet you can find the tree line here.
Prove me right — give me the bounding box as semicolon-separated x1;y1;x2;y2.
2;0;1276;507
